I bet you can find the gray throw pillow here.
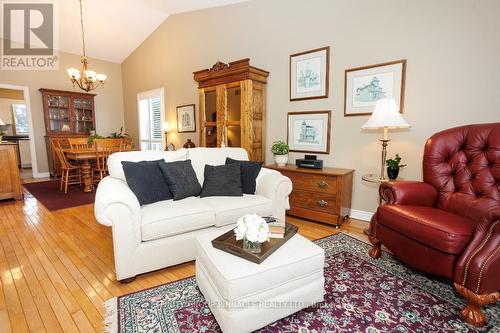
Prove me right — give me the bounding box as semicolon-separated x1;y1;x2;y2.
158;160;201;200
121;159;172;205
200;163;243;198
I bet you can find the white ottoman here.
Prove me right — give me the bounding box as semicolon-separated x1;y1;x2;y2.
196;232;325;333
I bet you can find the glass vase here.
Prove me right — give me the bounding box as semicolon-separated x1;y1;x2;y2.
243;238;262;254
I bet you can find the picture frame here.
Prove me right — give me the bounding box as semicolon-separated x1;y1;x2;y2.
344;59;406;116
287;111;331;154
290;46;330;101
176;104;196;133
11;104;29;135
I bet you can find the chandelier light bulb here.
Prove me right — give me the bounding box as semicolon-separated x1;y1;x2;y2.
96;73;107;82
67;68;80;79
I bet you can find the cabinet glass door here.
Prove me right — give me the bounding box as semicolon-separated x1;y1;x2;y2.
47;95;71;133
204;90;217;147
226;86;241;147
73;97;94;133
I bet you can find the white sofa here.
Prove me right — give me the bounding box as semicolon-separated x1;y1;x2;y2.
94;147;292;281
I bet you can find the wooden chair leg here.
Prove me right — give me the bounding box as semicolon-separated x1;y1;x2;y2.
64;170;69;194
368;236;382;259
60;171;64;191
454;283;499;327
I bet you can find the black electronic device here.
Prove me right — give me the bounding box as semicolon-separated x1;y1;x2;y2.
296;155;323;169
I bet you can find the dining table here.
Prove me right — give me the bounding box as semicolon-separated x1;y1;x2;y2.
62;149;98;193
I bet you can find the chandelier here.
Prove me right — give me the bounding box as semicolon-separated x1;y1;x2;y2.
67;0;106;92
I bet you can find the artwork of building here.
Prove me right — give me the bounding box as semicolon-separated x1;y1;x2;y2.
297;67;320;89
182;112;192;127
299;121;319;143
355;76;386;102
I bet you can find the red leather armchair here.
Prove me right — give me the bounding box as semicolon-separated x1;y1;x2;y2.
369;123;500;327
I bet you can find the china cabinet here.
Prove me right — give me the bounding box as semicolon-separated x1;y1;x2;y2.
39;88;96;177
193;59;268;161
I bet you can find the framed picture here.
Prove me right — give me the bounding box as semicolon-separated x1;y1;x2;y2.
344;59;406;116
11;104;29;135
290;46;330;101
176;104;196;133
287;111;331;154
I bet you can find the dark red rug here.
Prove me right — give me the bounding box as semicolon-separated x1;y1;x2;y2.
23;180;95;211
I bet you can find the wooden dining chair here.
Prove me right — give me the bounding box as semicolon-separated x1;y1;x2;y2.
120;138;133;151
53;142;82;194
68;137;90;150
93;139;122;182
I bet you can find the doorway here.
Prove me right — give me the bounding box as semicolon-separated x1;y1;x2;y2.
0;84;39;179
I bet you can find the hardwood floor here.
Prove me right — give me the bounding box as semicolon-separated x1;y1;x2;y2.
0;187;369;332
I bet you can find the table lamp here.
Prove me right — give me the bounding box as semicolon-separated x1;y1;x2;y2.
162;121;171;150
361;98;410;180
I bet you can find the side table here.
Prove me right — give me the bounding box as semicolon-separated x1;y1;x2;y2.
361;173;389;236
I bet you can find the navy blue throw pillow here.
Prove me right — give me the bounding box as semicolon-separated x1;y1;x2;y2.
121;159;172;205
225;157;263;194
200;163;243;198
158;160;202;200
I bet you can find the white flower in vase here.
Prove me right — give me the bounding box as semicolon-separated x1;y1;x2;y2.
234;214;270;243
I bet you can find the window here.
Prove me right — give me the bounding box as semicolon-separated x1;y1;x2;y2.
137;88;164;151
11;104;29;134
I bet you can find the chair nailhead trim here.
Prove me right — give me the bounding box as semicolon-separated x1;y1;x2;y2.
461;220;499;287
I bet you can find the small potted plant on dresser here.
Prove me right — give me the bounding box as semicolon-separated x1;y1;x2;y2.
271;140;289;167
386;154;406;180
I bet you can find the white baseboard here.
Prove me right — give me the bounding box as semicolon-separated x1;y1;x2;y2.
349;209;374;222
33;172;50;178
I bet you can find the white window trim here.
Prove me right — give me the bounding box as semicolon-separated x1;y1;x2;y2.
136;88;165;150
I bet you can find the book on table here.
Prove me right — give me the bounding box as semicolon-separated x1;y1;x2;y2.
264;216;285;238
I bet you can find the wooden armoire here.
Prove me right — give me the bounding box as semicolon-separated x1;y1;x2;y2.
193;59;268;162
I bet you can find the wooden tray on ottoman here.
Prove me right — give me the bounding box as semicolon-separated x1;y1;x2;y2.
211;223;298;264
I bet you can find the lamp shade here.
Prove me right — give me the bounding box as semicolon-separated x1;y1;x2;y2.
162;121;171;132
0;118;5;126
361;98;410;129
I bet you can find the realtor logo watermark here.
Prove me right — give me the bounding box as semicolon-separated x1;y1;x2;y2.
1;0;58;70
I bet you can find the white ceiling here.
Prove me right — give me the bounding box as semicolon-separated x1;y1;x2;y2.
56;0;249;63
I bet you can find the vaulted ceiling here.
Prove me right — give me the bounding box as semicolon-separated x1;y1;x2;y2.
58;0;249;63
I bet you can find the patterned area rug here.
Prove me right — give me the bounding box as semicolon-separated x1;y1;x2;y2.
104;233;500;332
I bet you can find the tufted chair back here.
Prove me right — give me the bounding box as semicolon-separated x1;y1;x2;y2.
422;123;500;222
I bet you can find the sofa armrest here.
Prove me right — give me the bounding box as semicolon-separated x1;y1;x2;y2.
94;176;141;227
255;168;293;221
94;176;143;280
379;181;438;206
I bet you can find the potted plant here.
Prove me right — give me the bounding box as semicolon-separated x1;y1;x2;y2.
386;154;406;180
234;214;270;254
271;140;289;167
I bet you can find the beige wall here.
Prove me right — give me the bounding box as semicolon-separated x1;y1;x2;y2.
121;0;500;214
0;45;124;174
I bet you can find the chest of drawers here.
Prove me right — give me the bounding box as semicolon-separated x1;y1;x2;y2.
266;164;354;227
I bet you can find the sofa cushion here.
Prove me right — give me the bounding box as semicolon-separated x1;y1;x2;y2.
108;149;188;181
121;160;172;205
226;157;263;194
141;197;215;241
159;160;202;200
377;205;477;254
200;163;243;198
187;147;249;185
200;195;273;227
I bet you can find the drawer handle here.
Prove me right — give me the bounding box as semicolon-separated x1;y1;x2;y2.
318;180;329;188
317;200;328;207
